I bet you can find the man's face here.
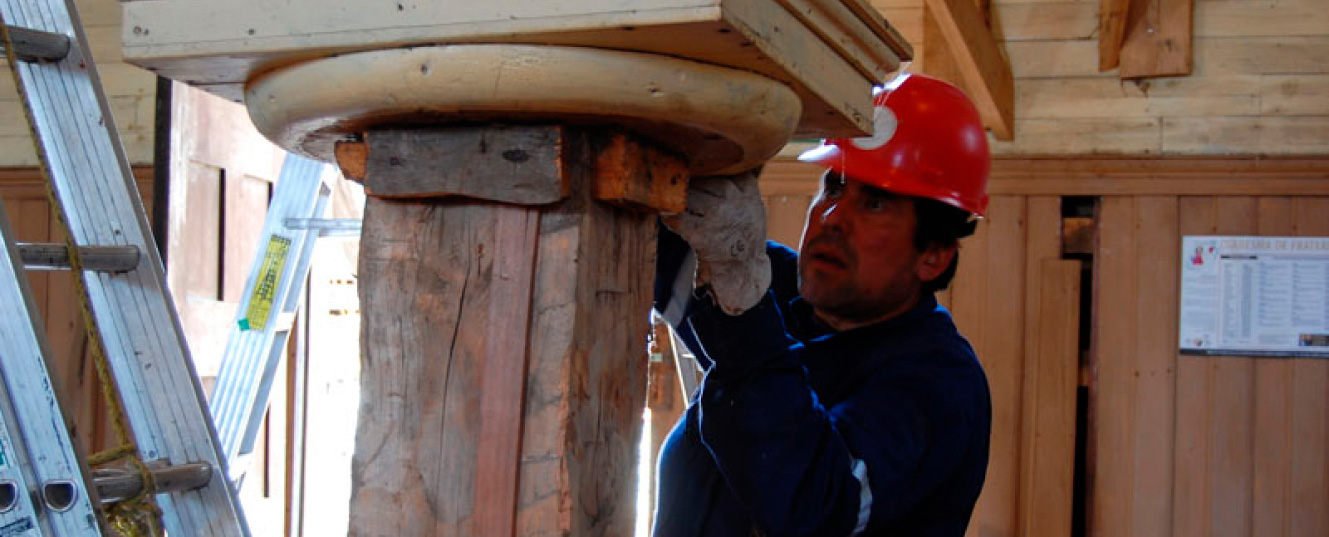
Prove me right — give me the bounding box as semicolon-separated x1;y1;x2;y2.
797;171;938;330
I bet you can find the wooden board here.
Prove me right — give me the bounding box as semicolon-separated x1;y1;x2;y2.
952;196;1024;537
1196;0;1328;38
1005;40;1107;79
1017;193;1078;537
1193;36;1329;76
991;117;1162;155
1171;196;1217;537
1288;197;1329;537
995;2;1098;41
1118;0;1194;78
1162;116;1329;155
1019;258;1080;537
1250;196;1294;537
1208;198;1258;537
1089;196;1140;537
1260;74;1329;116
1099;0;1131;70
1128;195;1179;536
360;128;569;203
121;0;912;139
1012;76;1262;120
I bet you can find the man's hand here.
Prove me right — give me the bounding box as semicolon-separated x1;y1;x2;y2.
663;167;771;315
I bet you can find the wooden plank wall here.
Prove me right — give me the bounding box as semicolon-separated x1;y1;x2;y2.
869;0;1329;156
0;0;157;166
760;156;1329;537
1093;194;1329;537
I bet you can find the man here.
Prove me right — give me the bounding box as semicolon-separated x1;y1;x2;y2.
652;73;992;536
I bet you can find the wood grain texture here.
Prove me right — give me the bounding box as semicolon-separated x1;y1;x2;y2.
1172;196;1217;537
515;129;655;537
1089;196;1139;537
1019;257;1081;537
958;195;1025;537
1251;196;1293;537
1288;197;1329;537
952;192;991;537
1118;0;1194;78
1129;195;1179;537
1099;0;1131;70
1208;197;1257;537
591;133;689;214
349;127;655;537
364;127;570;204
1015;196;1069;537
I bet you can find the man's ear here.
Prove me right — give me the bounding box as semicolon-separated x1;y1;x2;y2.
915;244;957;283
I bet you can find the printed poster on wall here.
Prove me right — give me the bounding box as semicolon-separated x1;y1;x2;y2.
1179;236;1329;358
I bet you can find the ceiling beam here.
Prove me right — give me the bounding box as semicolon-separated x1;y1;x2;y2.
922;0;1014;140
1099;0;1131;71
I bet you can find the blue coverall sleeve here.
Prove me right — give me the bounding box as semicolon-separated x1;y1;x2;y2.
681;295;973;536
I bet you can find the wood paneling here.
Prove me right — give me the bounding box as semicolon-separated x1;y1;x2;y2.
1085;191;1329;537
1018;189;1079;537
1288;197;1329;537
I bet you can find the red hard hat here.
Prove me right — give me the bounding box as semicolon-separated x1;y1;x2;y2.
798;73;990;217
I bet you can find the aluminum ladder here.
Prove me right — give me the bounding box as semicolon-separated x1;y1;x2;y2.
0;0;248;533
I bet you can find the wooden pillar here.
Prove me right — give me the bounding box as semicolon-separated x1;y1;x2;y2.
347;126;679;536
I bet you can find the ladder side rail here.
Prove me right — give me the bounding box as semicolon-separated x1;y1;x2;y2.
0;201;103;535
2;0;248;534
231;181;331;475
209;156;326;470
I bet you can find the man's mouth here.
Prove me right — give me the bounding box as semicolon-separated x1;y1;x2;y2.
807;247;849;269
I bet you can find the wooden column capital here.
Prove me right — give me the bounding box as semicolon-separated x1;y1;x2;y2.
336;126;689;213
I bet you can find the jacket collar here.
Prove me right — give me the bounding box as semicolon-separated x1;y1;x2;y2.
787;294;941;343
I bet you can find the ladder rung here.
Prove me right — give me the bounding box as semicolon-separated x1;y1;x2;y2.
0;24;70;62
92;462;213;504
283;217;361;237
18;243;140;272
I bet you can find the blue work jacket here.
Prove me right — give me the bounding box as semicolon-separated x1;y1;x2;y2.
652;229;991;537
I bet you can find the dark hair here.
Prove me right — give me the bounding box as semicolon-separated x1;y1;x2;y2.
912;198;978;294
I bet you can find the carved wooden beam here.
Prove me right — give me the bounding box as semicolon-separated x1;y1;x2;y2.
1118;0;1194;78
922;0;1015;141
1099;0;1131;71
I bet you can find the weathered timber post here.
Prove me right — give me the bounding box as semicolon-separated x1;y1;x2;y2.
338;126;682;535
121;2;912;534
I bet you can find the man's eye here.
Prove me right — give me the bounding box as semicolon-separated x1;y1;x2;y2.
864;197;886;211
822;176;845;196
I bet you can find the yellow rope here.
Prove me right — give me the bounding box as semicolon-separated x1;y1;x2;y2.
1;17;162;537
